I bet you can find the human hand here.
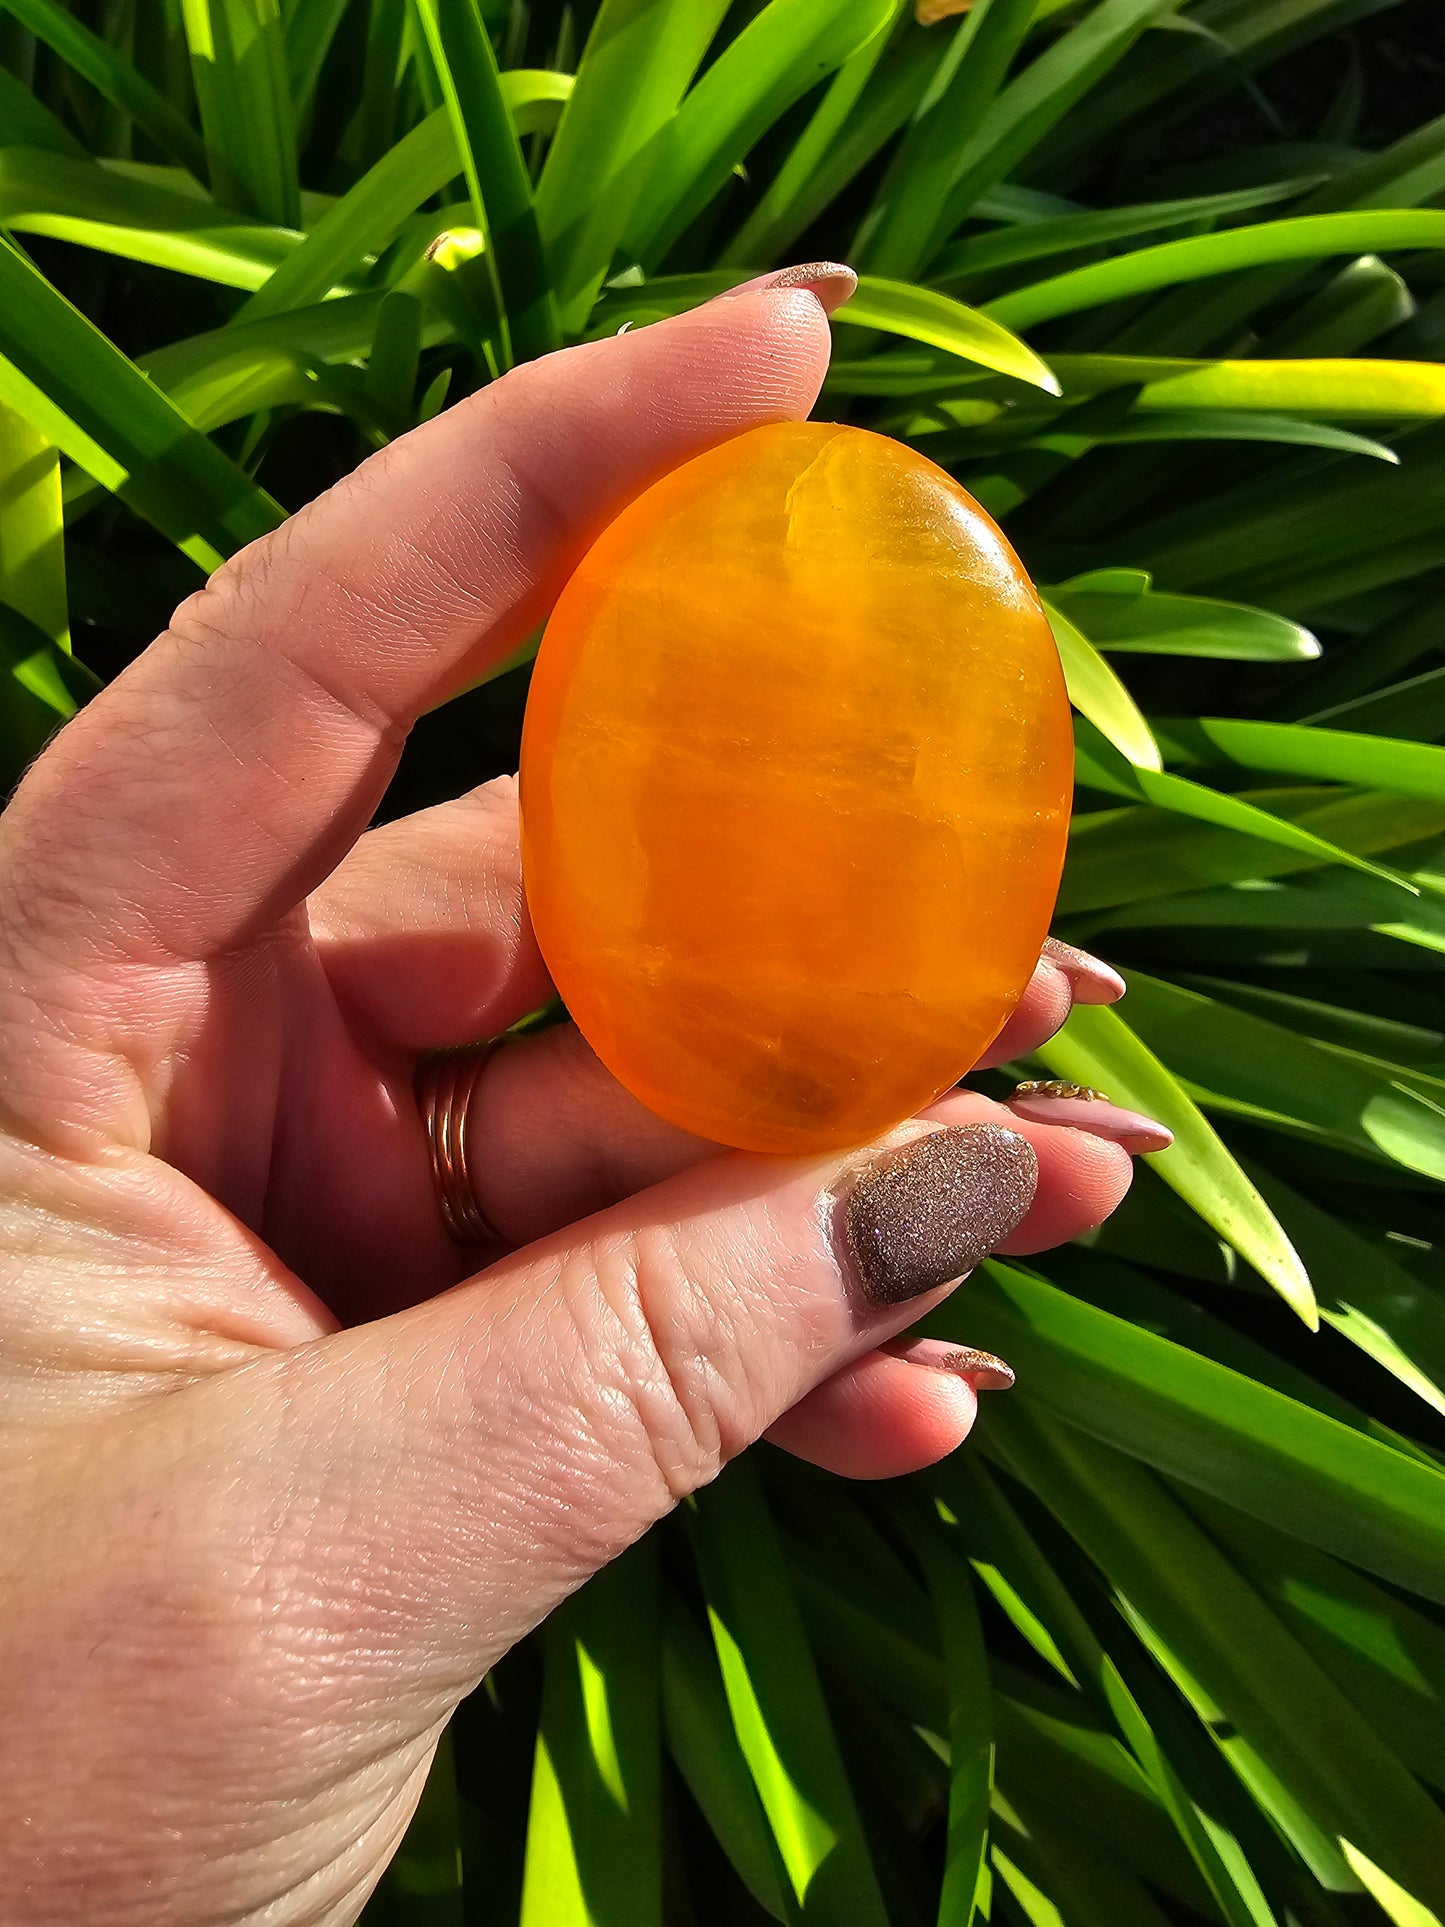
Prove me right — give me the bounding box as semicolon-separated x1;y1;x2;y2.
0;272;1163;1925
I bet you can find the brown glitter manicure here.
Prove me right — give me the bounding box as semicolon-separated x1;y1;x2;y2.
843;1124;1039;1307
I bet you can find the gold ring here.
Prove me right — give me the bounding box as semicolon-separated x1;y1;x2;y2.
415;1043;505;1244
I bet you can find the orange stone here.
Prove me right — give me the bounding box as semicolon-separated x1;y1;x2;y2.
519;421;1072;1154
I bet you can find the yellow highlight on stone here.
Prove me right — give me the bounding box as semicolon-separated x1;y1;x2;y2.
521;421;1073;1154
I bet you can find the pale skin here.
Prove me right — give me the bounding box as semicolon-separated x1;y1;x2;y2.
0;283;1149;1925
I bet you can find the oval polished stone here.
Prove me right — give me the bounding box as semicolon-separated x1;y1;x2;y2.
520;420;1072;1154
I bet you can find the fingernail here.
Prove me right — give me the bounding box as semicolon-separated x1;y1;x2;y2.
718;261;857;316
842;1124;1038;1307
884;1336;1015;1391
1041;937;1126;1004
1007;1080;1173;1153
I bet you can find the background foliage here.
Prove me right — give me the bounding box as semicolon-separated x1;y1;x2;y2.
3;0;1445;1921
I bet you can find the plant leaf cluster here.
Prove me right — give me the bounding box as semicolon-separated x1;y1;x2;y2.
2;1;1444;1922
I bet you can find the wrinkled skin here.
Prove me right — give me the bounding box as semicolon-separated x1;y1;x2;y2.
0;287;1139;1927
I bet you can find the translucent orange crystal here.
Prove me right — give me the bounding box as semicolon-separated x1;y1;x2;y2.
520;421;1072;1154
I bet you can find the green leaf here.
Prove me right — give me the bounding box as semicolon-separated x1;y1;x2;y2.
620;0;896;274
0;237;281;570
689;1461;891;1925
0;60;87;157
0;0;208;178
660;1592;791;1923
1030;1000;1317;1322
1060;787;1445;918
933;0;1187;238
937;1457;1293;1927
0;598;97;783
519;1543;662;1927
0;397;67;651
536;0;733;322
969;1261;1445;1596
840;278;1060;394
1192;1496;1445;1793
853;0;1036;284
990;1404;1445;1914
986;212;1445;333
1044;600;1160;769
410;0;559;365
1;146;298;290
1072;718;1417;892
1046;352;1445;420
1050;573;1320;662
1156;716;1445;805
179;0;298;226
1117;970;1445;1183
722;1;912;270
906;1509;992;1927
930;180;1318;283
1103;410;1399;463
1261;253;1415;355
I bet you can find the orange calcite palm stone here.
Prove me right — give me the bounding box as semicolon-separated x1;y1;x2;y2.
520;421;1072;1154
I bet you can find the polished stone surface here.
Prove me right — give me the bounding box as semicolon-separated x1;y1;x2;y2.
520;421;1072;1153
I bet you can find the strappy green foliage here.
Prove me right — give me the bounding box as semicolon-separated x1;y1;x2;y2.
3;2;1443;1921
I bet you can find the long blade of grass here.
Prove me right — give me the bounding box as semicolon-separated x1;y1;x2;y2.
721;0;910;270
1116;970;1445;1182
689;1461;891;1925
1072;718;1416;890
0;0;207;177
0;397;66;652
904;1507;992;1927
1156;716;1445;805
1044;353;1445;418
284;0;351;119
660;1591;792;1923
931;180;1317;283
0;61;87;156
620;0;895;274
594;273;1059;391
990;1404;1445;1914
939;1457;1290;1927
986;211;1445;333
1044;600;1160;769
1;146;298;290
241;71;570;321
1050;572;1319;662
853;0;1036;283
1191;1495;1445;1794
1029;1000;1316;1321
1060;787;1445;919
534;0;731;321
1245;1166;1445;1418
841;278;1060;393
518;1542;662;1927
0;237;280;569
960;1260;1445;1598
179;0;298;225
933;0;1186;241
1106;411;1399;462
410;0;559;365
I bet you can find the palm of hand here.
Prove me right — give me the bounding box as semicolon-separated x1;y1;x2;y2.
0;290;1137;1927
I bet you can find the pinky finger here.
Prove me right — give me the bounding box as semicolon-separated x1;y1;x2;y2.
763;1339;1013;1481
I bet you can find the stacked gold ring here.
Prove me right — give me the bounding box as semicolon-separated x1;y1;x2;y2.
415;1043;504;1245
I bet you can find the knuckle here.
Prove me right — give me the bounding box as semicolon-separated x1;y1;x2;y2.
571;1223;759;1504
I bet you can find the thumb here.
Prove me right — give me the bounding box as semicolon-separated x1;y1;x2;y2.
235;1120;1035;1695
15;1123;1036;1922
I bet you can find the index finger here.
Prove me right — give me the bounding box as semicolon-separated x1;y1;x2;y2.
0;283;837;983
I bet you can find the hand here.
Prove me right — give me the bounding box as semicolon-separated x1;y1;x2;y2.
0;277;1158;1926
